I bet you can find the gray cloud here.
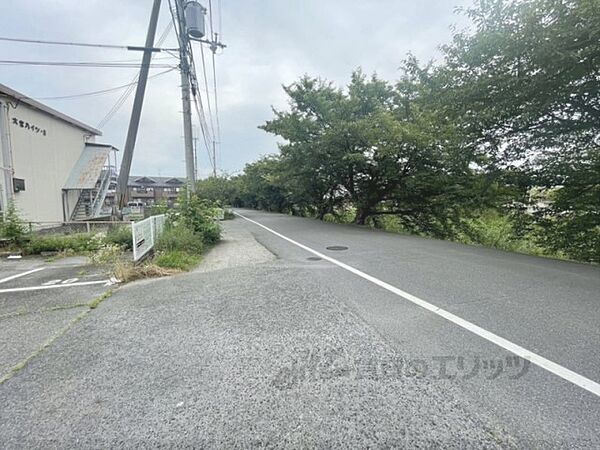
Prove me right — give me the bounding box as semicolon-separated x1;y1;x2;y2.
0;0;471;177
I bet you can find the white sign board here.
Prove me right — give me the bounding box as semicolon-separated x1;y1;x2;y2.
132;214;166;261
152;214;166;236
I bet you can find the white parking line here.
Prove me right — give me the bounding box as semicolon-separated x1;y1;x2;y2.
0;280;111;293
235;211;600;398
0;267;45;284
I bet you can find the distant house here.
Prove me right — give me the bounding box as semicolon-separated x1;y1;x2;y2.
111;176;186;207
0;83;118;223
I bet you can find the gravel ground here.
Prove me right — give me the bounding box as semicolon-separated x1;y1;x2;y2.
194;223;275;273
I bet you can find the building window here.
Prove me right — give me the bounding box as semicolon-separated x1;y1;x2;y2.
132;186;154;194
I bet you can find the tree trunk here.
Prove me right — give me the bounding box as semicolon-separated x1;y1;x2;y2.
355;207;370;225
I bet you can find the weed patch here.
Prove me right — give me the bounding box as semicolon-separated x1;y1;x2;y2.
154;250;201;271
88;290;113;309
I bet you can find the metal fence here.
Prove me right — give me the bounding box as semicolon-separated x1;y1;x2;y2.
11;220;131;235
132;214;166;261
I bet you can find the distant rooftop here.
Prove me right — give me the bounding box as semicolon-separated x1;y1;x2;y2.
0;82;101;136
128;176;186;187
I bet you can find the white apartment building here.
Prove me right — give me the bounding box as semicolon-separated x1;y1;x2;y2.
0;83;117;223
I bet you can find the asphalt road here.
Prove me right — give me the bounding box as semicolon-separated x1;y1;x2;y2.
234;210;600;445
0;212;598;448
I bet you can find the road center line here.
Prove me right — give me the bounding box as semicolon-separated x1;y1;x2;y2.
0;267;45;284
0;280;110;294
235;211;600;398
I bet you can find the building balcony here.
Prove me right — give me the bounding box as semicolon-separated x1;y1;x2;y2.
129;191;155;198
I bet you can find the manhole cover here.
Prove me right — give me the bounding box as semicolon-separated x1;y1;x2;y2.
307;256;322;261
326;245;348;251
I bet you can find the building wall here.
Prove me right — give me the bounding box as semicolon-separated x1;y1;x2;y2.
6;101;95;222
128;185;182;206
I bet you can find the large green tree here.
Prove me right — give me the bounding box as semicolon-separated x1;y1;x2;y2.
432;0;600;260
238;156;290;212
261;71;478;231
230;0;599;261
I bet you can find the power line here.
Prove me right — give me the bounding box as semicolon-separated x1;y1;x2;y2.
0;59;175;68
206;0;222;174
36;68;176;100
196;42;219;176
97;81;138;129
156;21;175;49
218;0;223;41
189;53;216;174
192;93;215;170
198;44;216;144
211;50;222;172
191;44;217;175
115;0;163;209
208;0;215;38
188;0;221;176
0;36;178;52
167;0;224;179
171;0;199;190
96;22;175;128
171;0;215;177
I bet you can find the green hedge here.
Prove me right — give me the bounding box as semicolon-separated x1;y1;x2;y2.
25;233;103;254
24;226;133;255
105;226;133;250
155;224;204;254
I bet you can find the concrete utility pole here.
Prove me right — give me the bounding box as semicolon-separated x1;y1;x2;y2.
116;0;162;210
175;0;197;195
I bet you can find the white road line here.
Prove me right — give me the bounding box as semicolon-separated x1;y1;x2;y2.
0;280;110;294
235;211;600;398
0;267;45;284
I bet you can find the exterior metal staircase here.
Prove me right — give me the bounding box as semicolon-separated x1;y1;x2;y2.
70;168;112;221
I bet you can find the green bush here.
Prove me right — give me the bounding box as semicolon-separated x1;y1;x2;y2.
172;193;221;244
25;233;102;254
155;224;203;254
535;215;599;263
151;200;169;216
457;211;549;256
105;226;133;250
0;201;26;244
197;221;221;245
458;212;518;250
90;243;123;266
369;215;411;234
154;250;200;271
323;208;356;224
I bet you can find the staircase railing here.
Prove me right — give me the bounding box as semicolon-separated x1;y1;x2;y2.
91;167;112;218
70;190;88;221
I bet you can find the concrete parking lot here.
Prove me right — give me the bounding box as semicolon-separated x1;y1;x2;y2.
0;256;112;382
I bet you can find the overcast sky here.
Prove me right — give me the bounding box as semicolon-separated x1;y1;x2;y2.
0;0;471;178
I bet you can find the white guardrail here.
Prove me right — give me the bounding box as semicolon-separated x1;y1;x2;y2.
131;214;166;261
